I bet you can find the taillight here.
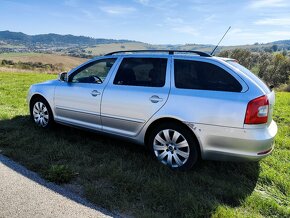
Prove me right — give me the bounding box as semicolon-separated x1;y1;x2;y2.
244;95;269;124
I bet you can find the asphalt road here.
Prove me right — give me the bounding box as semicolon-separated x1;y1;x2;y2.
0;155;114;218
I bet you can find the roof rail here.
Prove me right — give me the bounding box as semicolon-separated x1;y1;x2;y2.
105;50;211;57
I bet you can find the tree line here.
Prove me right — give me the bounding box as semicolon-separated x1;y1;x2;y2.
218;49;290;89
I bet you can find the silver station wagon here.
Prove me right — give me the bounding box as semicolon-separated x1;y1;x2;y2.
27;50;278;170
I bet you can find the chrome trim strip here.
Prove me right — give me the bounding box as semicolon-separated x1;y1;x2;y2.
184;121;245;130
101;113;145;123
54;117;102;130
55;106;100;116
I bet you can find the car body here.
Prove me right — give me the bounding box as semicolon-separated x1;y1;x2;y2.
27;50;278;170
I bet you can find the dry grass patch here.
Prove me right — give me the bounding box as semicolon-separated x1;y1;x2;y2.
0;53;87;70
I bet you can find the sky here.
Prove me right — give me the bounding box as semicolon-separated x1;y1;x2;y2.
1;0;290;45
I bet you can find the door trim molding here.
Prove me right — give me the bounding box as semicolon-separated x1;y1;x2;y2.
101;113;145;123
55;106;101;116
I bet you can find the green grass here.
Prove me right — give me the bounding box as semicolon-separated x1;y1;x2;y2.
0;52;40;58
0;72;289;217
45;164;77;184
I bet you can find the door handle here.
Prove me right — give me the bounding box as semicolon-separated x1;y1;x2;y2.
150;95;163;103
91;90;101;97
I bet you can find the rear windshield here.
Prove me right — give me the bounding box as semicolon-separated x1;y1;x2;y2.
226;60;271;93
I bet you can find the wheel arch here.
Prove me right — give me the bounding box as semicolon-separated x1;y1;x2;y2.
144;117;202;157
29;94;54;118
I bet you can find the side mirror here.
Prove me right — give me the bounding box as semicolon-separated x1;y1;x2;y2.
58;72;68;82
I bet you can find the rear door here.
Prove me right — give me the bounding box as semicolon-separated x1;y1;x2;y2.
169;57;248;128
101;57;171;136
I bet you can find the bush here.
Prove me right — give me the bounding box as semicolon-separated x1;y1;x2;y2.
284;84;290;92
1;59;14;65
218;49;290;87
44;164;76;184
0;59;65;72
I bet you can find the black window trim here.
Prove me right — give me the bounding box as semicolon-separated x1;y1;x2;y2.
112;57;168;88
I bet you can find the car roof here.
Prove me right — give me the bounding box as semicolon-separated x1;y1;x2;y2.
101;53;212;59
215;57;236;61
104;50;211;57
91;50;215;61
89;50;239;66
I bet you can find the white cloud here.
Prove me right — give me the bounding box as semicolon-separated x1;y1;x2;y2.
64;0;79;7
267;30;290;36
172;26;199;36
135;0;178;11
227;28;264;43
100;6;136;15
81;10;95;20
165;17;184;24
136;0;150;5
204;14;216;22
249;0;287;8
229;28;243;34
254;17;290;26
225;28;290;45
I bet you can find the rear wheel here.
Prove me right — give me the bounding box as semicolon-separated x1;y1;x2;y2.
148;122;199;171
30;98;53;128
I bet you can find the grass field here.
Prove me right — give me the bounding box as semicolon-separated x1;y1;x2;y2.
0;53;87;71
85;42;150;55
0;72;289;217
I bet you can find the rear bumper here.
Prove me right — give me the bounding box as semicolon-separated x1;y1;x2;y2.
190;120;278;161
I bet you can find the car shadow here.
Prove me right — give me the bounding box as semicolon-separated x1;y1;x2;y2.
0;115;260;217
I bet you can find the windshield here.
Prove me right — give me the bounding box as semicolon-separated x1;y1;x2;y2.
226;60;271;93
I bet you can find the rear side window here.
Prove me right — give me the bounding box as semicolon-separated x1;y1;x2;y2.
113;58;167;87
227;60;270;93
174;59;242;92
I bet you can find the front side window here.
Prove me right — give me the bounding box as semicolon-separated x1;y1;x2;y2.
70;58;116;84
174;59;242;92
113;58;167;87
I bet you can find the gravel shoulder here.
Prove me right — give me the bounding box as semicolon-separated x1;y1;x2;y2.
0;154;114;218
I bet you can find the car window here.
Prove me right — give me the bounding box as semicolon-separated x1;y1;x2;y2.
227;60;270;93
70;58;116;84
113;58;167;87
174;59;242;92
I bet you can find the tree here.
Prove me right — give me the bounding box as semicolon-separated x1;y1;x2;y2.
271;44;278;52
217;49;290;87
219;49;253;69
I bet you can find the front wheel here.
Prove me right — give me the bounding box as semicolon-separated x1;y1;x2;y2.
30;98;53;128
148;123;199;171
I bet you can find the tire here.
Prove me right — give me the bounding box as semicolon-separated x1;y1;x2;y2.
148;122;199;171
30;97;54;128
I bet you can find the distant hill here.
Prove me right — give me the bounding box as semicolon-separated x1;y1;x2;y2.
0;30;289;56
272;40;290;45
0;30;137;46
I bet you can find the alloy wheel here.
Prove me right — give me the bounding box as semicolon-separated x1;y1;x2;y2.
32;101;49;127
153;129;190;168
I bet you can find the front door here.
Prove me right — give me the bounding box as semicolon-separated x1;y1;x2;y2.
54;58;117;130
101;57;171;136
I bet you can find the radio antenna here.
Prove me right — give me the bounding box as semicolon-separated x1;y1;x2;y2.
210;26;231;55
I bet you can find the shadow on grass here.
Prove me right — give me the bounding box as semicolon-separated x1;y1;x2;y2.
0;116;260;217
